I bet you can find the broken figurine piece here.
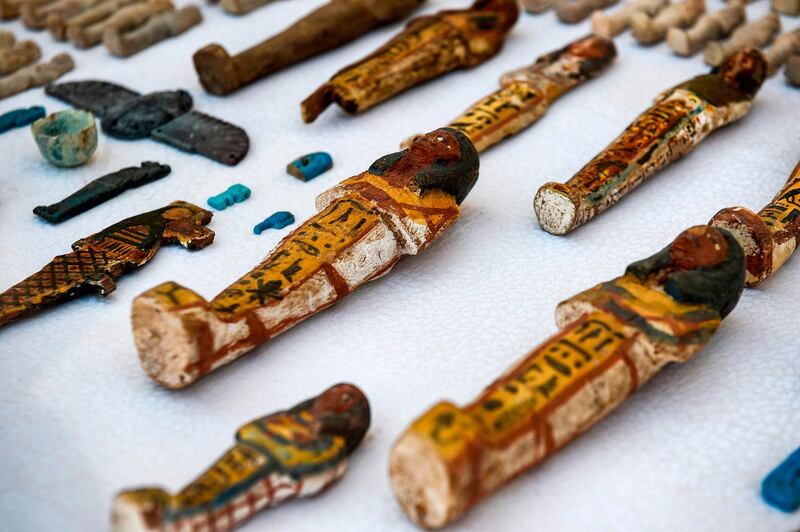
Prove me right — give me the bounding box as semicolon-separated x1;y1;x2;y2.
630;0;705;45
704;13;780;67
253;211;295;234
0;201;214;327
46;80;249;165
591;0;668;38
534;49;767;235
414;35;616;154
0;53;74;100
31;109;98;168
0;40;41;76
667;2;745;57
287;152;333;182
193;0;426;96
390;225;746;529
710;161;800;287
131;128;479;389
762;445;800;513
555;0;618;24
207;184;251;211
103;4;202;57
0;106;45;134
33;162;171;223
301;0;519;123
112;384;370;531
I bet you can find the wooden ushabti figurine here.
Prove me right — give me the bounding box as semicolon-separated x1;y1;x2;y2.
301;0;519;123
710;161;800;287
131;129;479;389
591;0;667;38
534;49;767;236
667;2;745;57
630;0;705;45
704;13;780;67
194;0;425;96
0;202;213;328
113;384;370;532
390;225;746;529
764;29;800;77
406;35;617;153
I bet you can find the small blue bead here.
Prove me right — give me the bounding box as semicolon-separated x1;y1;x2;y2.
287;152;333;182
762;446;800;513
207;184;251;211
0;106;46;134
254;211;295;234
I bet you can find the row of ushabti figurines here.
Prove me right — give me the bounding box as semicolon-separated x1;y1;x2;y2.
0;0;202;57
0;30;74;100
109;180;799;530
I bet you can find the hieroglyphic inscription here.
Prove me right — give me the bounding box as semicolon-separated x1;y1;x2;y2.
760;166;800;230
449;82;543;142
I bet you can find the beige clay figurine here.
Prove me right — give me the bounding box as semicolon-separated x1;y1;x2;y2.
704;12;780;66
591;0;667;38
630;0;705;45
667;2;745;56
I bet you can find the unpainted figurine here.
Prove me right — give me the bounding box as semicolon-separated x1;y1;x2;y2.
556;0;618;24
70;0;174;48
390;226;746;529
0;40;40;76
630;0;705;45
534;49;767;235
301;0;519;123
764;29;800;76
787;53;800;86
131;128;479;389
591;0;668;38
522;0;555;12
0;30;14;47
667;2;745;56
0;53;74;100
64;0;141;46
704;13;780;66
103;4;202;57
772;0;800;16
0;201;214;327
112;384;371;531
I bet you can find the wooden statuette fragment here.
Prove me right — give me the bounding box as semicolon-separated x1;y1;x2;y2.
112;384;370;531
556;0;619;24
764;29;800;76
421;35;617;153
34;162;171;223
0;40;41;76
704;13;780;66
630;0;705;45
772;0;800;16
787;53;800;86
103;4;201;57
131;128;479;389
0;201;213;327
0;53;74;100
301;0;519;123
667;2;745;56
591;0;668;38
390;226;746;529
193;0;426;96
710;161;800;286
534;49;767;235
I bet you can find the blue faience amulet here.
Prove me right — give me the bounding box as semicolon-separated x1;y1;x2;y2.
31;110;97;167
762;446;800;512
207;184;251;210
287;152;333;181
254;211;295;234
0;106;46;134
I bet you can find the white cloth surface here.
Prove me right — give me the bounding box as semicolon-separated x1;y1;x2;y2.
1;1;799;530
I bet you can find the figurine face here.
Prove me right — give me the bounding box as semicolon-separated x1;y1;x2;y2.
566;35;615;61
714;48;767;97
312;384;371;454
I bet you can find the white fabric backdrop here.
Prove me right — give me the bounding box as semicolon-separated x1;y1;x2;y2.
1;1;798;530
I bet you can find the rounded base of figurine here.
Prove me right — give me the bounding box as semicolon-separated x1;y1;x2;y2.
666;28;693;56
534;184;579;235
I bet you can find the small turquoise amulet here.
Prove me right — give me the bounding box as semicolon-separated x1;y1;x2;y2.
287;152;333;181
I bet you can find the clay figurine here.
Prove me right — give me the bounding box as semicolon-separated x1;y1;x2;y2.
630;0;705;45
522;0;555;13
0;106;45;134
787;54;800;87
301;0;519;123
764;29;800;77
207;184;251;210
193;0;426;96
69;0;173;48
287;152;333;182
407;35;616;154
704;13;780;66
0;201;214;328
390;225;746;529
710;161;800;286
131;128;479;389
0;30;14;47
0;53;74;100
762;446;800;513
216;0;274;16
591;0;668;38
254;211;295;234
46;80;249;165
34;162;171;223
31;109;98;168
0;40;40;76
112;384;371;531
63;0;142;46
103;4;202;57
667;2;745;56
555;0;618;24
534;49;767;235
772;0;800;16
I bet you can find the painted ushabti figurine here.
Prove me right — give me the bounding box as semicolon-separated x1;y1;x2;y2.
534;49;767;235
407;35;616;153
131;128;479;389
390;225;746;529
710;161;800;287
113;384;370;531
0;202;213;328
194;0;425;96
301;0;519;123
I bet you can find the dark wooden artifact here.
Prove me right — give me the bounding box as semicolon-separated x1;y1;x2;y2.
33;162;172;224
45;80;249;165
301;0;519;123
193;0;425;96
0;201;214;328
